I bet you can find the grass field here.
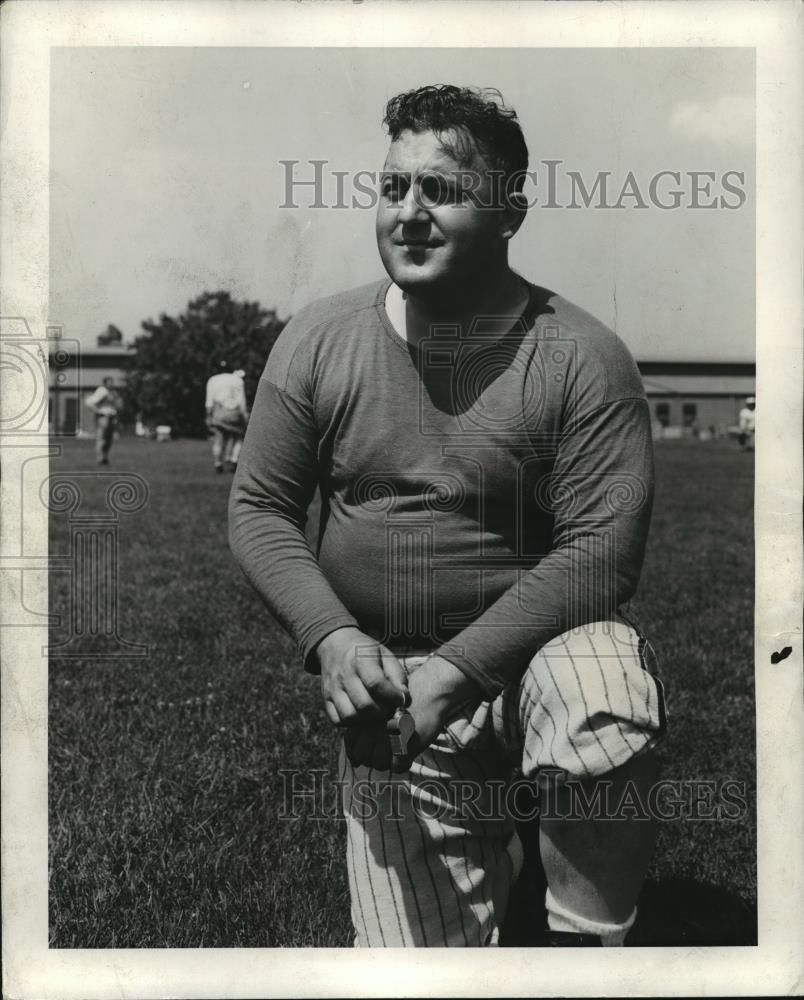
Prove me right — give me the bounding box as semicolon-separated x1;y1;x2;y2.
48;435;756;947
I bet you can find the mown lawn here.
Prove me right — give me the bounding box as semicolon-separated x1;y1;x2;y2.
48;436;756;947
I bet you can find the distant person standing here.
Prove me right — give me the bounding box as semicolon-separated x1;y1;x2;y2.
738;395;756;451
86;376;121;465
205;364;249;473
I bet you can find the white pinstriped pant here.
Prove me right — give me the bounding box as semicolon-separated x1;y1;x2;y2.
339;615;666;947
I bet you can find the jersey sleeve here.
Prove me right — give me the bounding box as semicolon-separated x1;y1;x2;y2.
435;392;655;699
228;331;359;668
85;386;106;409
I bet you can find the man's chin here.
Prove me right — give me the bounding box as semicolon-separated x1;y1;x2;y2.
383;261;448;299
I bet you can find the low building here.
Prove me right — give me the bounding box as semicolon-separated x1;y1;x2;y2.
49;345;134;435
48;348;756;438
638;361;756;438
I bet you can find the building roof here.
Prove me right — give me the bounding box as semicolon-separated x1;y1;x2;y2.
637;361;755;377
53;345;134;355
640;374;756;397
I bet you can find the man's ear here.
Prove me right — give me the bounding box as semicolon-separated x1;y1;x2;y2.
498;190;528;241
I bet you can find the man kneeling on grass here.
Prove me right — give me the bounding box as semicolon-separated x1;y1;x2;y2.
230;84;667;947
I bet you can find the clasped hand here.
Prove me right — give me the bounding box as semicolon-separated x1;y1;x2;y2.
316;627;479;773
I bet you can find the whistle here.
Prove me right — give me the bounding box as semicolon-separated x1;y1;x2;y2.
387;706;416;761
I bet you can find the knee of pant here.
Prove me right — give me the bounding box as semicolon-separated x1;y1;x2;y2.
522;621;619;691
518;621;667;781
524;619;654;689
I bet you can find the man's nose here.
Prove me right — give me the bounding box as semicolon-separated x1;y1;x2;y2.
398;184;429;224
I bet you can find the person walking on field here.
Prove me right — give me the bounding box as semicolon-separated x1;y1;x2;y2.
738;395;756;451
205;365;249;473
86;376;121;465
230;85;667;948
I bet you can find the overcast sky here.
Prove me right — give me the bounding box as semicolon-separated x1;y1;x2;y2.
50;46;754;360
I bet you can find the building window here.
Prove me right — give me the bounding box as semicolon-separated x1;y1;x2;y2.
63;396;78;435
655;402;670;427
682;402;697;428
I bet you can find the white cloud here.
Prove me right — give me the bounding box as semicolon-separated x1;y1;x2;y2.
669;95;754;146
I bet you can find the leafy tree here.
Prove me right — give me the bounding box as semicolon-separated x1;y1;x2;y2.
125;291;287;437
97;323;124;346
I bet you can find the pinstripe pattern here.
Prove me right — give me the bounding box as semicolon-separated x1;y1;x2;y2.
341;618;666;947
503;617;666;782
340;724;521;946
445;750;488;943
387;771;426;945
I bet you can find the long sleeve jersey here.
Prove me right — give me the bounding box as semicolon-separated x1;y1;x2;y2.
229;277;654;699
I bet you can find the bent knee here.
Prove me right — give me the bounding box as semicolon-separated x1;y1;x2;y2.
517;619;667;782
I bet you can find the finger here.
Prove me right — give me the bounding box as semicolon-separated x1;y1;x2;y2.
354;648;407;709
342;673;384;721
324;700;341;726
328;690;360;727
378;648;409;705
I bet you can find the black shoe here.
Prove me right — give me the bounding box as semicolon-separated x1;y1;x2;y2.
215;464;223;474
545;930;602;947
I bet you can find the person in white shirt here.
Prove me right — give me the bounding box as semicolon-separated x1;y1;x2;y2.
86;377;121;465
738;395;756;451
205;365;249;473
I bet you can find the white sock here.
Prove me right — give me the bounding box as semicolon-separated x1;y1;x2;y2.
545;888;637;947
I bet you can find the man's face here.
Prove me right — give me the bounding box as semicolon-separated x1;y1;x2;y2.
375;129;506;300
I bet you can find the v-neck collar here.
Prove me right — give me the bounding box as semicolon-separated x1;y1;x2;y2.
374;275;542;354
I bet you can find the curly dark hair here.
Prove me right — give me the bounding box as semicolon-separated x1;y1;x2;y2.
382;84;529;196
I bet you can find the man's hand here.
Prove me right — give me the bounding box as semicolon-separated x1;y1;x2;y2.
343;653;482;773
391;655;480;770
317;627;408;734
